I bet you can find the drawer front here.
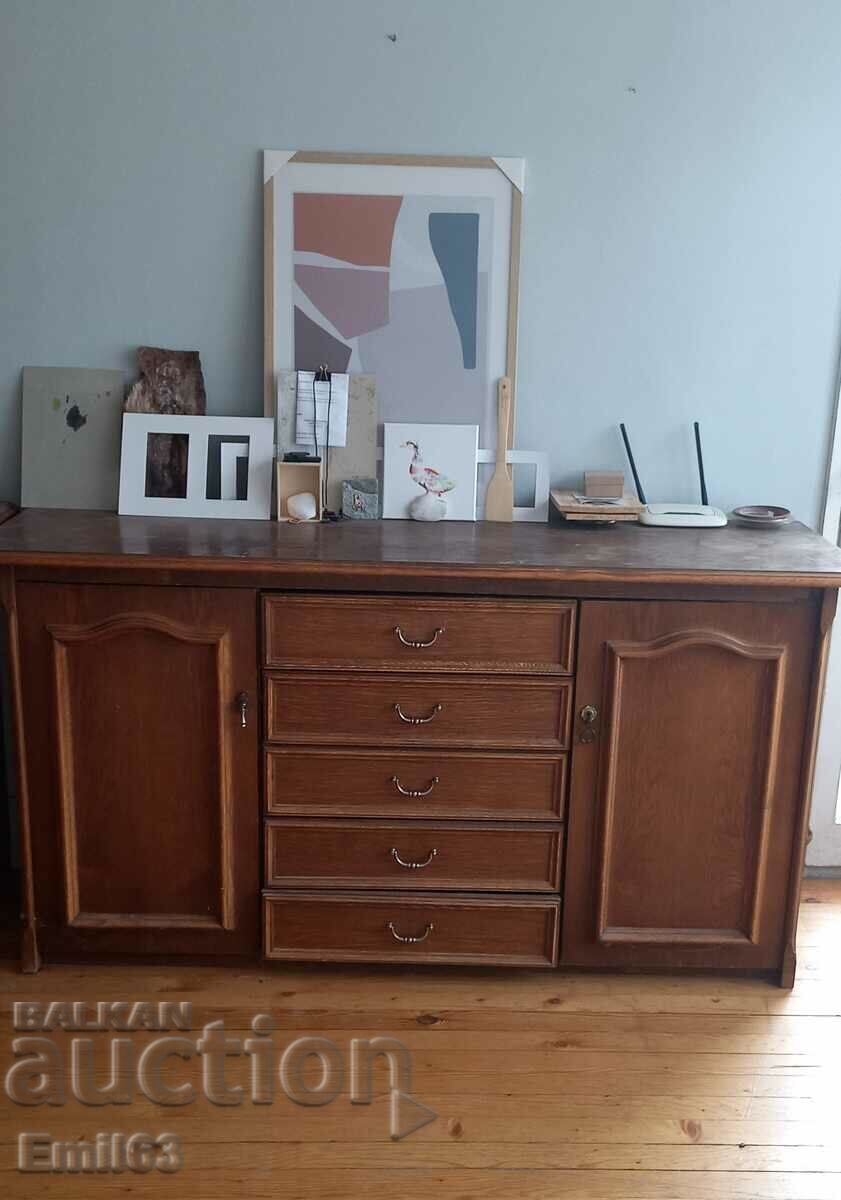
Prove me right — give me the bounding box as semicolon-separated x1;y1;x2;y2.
265;673;572;750
263;595;576;674
265;820;563;891
265;748;567;820
263;892;560;966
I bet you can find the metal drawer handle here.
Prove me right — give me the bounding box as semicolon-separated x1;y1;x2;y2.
394;625;445;648
236;691;249;728
387;921;434;944
394;703;442;725
391;775;439;798
391;847;438;870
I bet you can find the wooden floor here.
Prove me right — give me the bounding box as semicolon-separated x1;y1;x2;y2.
2;880;840;1198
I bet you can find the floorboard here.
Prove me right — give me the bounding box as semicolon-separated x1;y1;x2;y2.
2;880;839;1197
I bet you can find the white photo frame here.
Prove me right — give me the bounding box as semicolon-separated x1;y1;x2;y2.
263;152;523;453
118;414;274;519
476;449;550;522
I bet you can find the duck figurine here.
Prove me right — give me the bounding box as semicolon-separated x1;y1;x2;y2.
401;440;455;520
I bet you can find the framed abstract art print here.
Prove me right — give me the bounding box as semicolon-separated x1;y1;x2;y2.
263;151;523;454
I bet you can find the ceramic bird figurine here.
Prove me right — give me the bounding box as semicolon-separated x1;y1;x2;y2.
401;440;455;521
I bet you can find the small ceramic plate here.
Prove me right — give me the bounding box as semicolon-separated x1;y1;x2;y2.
731;505;792;528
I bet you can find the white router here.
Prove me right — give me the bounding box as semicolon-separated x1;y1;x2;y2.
620;422;728;528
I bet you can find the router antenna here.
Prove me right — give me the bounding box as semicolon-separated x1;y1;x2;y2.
620;423;647;505
694;421;709;506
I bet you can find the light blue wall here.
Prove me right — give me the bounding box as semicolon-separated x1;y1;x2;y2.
2;0;841;524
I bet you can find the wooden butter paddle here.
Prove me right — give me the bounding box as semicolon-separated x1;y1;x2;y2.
485;376;514;521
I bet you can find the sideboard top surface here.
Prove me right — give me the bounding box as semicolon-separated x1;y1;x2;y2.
1;508;840;589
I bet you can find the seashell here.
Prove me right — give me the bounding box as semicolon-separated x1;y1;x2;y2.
287;492;317;521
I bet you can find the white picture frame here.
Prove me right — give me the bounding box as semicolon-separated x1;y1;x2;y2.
118;414;274;519
382;422;478;520
476;449;550;522
263;152;524;454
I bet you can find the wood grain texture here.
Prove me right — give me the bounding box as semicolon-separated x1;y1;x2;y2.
264;819;563;891
263;173;275;417
780;587;839;986
3;509;841;588
263;594;576;673
563;599;816;972
264;891;561;966
48;611;235;930
264;747;567;821
289;152;500;168
0;566;39;971
506;193;522;446
264;671;573;749
2;881;839;1199
16;582;260;960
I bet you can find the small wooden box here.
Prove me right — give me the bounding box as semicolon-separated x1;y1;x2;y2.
276;460;323;522
584;470;624;498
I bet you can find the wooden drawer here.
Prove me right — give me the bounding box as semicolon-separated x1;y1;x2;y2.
262;595;576;674
265;747;567;820
265;819;563;891
264;672;572;750
263;891;560;966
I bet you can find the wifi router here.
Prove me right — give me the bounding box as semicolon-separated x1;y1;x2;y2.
620;422;728;529
638;502;727;528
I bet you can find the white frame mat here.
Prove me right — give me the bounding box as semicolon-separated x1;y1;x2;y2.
118;414;274;519
476;449;549;522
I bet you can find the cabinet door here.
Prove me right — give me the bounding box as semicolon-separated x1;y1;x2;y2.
562;600;816;972
18;583;259;960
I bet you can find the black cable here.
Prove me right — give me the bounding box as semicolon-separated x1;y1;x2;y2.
323;367;333;516
311;372;319;462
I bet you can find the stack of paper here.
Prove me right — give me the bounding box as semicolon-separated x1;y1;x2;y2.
295;371;349;449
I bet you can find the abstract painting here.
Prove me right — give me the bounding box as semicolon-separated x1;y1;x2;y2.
291;192;491;432
265;153;523;453
382;422;478;521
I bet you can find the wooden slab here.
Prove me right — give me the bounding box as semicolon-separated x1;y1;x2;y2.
2;508;841;587
551;488;644;520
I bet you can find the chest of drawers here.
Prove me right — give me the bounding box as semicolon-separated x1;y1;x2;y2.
4;509;838;986
261;594;576;966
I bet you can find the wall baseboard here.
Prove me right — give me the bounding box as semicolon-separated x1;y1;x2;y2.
804;866;841;878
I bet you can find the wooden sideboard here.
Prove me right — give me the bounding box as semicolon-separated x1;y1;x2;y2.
2;508;840;986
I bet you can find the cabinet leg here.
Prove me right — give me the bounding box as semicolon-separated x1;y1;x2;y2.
21;920;40;974
779;943;796;990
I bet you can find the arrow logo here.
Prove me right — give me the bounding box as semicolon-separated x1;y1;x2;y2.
389;1089;437;1141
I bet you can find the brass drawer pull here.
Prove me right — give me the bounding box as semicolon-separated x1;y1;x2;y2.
390;847;438;870
394;625;445;648
395;628;446;648
391;775;440;798
394;703;442;725
387;921;434;944
236;691;249;728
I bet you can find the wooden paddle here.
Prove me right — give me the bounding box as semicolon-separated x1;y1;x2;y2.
485;376;513;521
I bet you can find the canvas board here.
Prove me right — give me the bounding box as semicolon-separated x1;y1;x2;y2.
118;415;274;519
21;367;124;509
382;422;478;520
264;153;523;452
